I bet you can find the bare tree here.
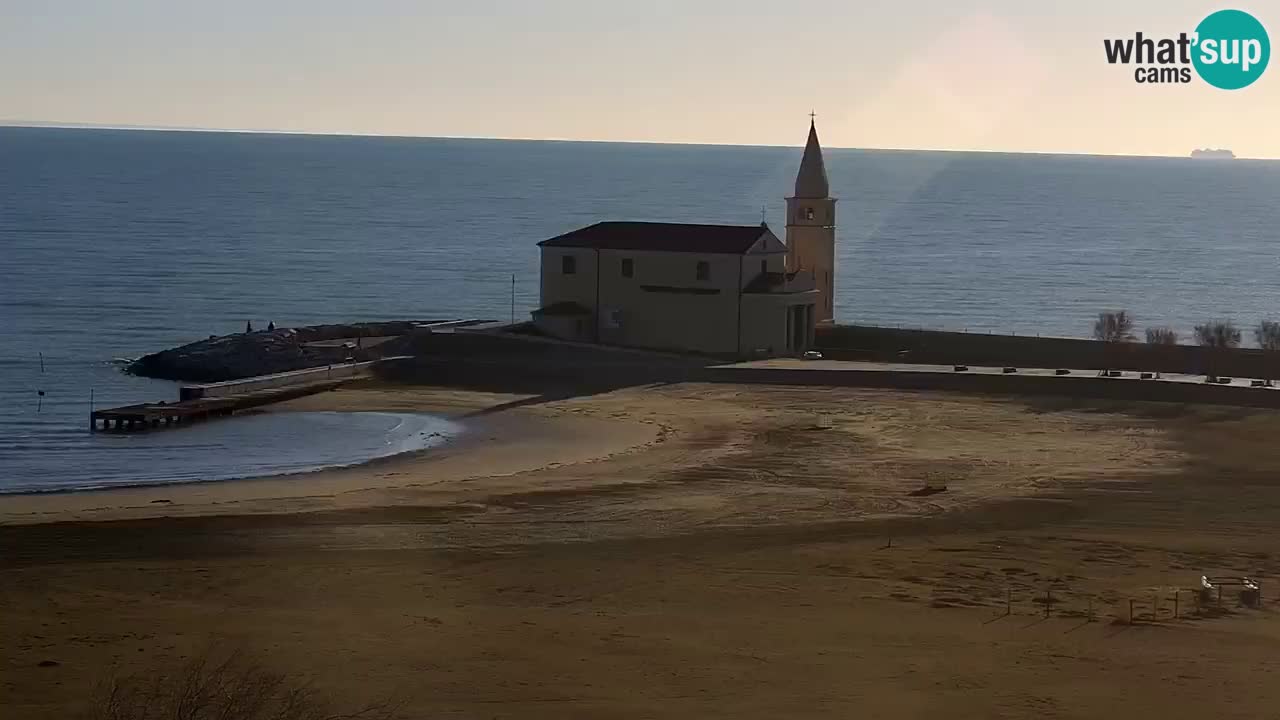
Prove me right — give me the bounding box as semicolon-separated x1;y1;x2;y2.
1093;310;1136;343
84;648;402;720
1255;320;1280;385
1142;326;1179;379
1194;320;1241;381
1145;326;1178;345
1194;320;1242;348
1255;320;1280;351
1092;310;1136;375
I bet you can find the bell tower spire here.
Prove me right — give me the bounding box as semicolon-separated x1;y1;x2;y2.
786;115;837;324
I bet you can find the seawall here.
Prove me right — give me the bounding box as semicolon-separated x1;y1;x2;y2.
706;363;1280;409
377;329;709;392
816;324;1280;379
380;330;1280;409
180;358;402;401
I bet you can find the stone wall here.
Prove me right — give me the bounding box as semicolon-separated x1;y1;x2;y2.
376;330;712;392
816;324;1280;380
179;359;397;400
368;328;1280;409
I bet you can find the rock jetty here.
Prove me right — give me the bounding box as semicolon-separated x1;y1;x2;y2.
126;320;438;383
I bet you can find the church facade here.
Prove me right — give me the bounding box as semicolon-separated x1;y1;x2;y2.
533;120;837;357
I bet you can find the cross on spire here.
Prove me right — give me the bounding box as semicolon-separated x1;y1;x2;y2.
793;113;829;199
809;110;816;123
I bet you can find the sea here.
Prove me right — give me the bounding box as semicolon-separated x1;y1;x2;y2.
3;126;1280;493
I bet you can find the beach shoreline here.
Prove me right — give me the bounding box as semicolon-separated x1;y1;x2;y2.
0;409;459;499
9;381;1280;718
0;383;665;526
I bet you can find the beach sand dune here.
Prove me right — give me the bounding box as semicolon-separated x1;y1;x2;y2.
5;381;1280;718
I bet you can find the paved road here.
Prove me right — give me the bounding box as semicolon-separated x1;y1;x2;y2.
731;358;1278;390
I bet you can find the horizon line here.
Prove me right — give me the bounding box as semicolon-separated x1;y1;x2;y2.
0;119;1266;161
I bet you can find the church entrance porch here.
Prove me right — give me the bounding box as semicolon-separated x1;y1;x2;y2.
785;303;815;354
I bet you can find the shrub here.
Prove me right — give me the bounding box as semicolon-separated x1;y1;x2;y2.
1194;320;1242;348
1255;320;1280;351
83;648;401;720
1093;311;1136;343
1145;326;1178;345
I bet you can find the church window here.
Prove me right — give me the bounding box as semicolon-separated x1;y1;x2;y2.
621;258;634;278
760;259;767;275
562;255;576;275
696;261;710;281
805;207;815;221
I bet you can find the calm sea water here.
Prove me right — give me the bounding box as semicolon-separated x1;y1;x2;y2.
3;126;1280;492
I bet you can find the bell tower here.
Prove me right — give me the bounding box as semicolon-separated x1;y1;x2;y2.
785;115;837;324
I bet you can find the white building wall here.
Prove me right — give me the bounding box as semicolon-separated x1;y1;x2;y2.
741;230;788;285
596;248;741;355
739;295;788;356
537;230;805;356
539;247;600;317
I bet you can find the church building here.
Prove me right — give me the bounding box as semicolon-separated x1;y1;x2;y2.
532;119;837;357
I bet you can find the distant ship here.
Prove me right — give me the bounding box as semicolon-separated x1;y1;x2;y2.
1191;148;1236;159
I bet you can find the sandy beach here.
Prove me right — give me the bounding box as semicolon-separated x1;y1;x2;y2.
6;380;1280;718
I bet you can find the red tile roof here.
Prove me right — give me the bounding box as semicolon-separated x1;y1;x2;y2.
539;222;770;254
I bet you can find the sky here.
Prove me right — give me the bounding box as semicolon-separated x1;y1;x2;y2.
2;0;1278;157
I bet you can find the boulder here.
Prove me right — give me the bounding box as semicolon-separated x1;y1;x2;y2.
126;320;442;382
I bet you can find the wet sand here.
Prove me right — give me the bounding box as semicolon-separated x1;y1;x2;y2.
5;381;1280;718
0;386;664;525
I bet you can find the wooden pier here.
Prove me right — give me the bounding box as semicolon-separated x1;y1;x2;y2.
90;381;344;432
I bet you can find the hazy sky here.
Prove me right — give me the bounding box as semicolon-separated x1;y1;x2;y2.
2;1;1278;156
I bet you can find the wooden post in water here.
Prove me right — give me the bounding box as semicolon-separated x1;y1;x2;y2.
1129;599;1135;624
1173;591;1179;619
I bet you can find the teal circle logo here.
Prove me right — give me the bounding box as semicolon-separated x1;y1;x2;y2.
1193;9;1270;89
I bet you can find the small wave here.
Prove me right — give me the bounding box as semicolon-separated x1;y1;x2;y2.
0;411;461;496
